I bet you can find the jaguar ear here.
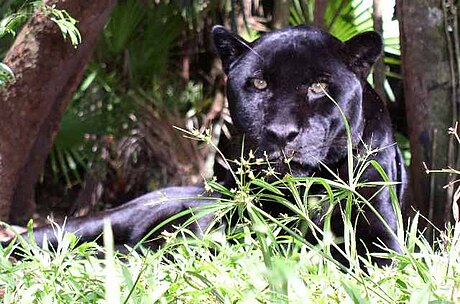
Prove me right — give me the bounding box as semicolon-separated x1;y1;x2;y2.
212;25;249;74
344;31;383;78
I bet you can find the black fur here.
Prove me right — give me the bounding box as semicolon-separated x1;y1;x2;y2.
3;26;407;266
213;25;407;266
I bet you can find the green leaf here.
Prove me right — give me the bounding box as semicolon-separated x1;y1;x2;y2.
341;279;370;304
207;180;233;197
409;284;431;304
0;62;15;87
43;5;81;46
250;179;284;196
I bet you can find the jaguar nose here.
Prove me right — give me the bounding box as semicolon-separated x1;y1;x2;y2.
265;123;299;145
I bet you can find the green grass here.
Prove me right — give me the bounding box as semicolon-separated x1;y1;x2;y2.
2;98;459;303
1;209;460;303
1;143;460;303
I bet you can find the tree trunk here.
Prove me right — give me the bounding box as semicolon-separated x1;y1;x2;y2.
312;0;328;28
372;0;387;104
272;0;290;29
398;0;459;230
10;110;63;223
0;0;116;221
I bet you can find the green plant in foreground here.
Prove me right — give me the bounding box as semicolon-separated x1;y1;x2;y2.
2;196;460;303
1;152;460;303
2;102;460;303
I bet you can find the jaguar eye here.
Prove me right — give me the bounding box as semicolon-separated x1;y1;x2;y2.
309;82;328;94
252;78;268;90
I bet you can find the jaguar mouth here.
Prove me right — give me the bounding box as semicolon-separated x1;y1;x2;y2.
261;155;316;177
263;148;297;161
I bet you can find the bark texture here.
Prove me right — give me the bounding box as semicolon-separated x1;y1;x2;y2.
398;0;459;229
0;0;116;221
372;0;387;104
312;0;328;28
272;0;290;29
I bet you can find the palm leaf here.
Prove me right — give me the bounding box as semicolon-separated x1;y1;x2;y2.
103;0;146;56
